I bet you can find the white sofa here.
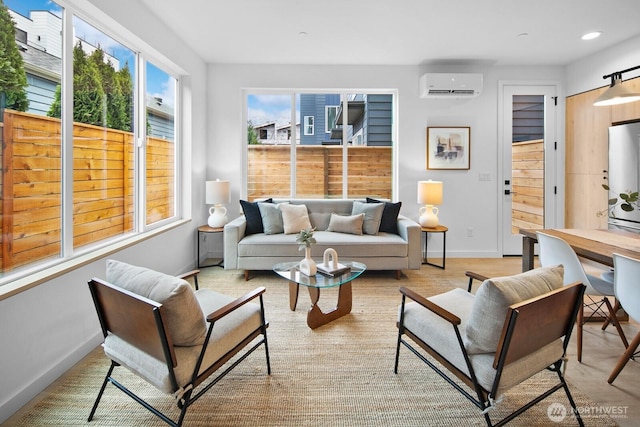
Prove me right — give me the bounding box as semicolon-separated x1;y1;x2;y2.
224;198;422;279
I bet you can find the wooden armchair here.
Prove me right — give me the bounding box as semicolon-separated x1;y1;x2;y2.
87;260;271;427
395;266;586;427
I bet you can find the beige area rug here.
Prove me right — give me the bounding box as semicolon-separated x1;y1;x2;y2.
8;268;616;426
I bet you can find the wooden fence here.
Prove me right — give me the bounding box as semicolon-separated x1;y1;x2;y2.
511;139;544;233
247;145;392;200
1;110;174;272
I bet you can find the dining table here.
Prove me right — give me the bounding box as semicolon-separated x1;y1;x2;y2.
519;228;640;272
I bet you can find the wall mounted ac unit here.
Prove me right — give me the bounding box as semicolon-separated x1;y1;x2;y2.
419;73;483;98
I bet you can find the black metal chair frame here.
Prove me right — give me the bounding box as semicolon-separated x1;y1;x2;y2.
395;281;586;427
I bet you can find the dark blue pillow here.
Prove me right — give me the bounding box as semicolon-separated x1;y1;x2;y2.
366;197;401;234
240;198;273;235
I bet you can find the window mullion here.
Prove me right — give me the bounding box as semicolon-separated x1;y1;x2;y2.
290;92;296;198
135;56;146;231
60;9;74;257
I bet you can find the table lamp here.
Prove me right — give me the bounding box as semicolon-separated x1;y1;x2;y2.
206;179;230;228
417;180;443;228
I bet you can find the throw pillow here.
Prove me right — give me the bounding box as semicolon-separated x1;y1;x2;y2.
280;203;312;234
464;265;564;355
258;202;288;235
352;200;384;235
326;213;365;235
366;197;402;234
240;198;273;235
105;260;207;347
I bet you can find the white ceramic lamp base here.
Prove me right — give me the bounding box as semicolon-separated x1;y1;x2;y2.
208;205;228;228
419;205;439;228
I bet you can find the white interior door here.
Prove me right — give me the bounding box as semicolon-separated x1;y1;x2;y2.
500;83;558;255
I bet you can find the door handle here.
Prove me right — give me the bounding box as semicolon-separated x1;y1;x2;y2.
504;189;518;195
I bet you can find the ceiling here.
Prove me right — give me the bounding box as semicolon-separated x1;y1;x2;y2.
138;0;640;67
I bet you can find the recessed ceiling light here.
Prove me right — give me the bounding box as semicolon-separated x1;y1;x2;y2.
298;31;308;37
581;31;601;40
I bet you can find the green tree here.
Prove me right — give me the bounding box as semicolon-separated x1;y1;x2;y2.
247;120;260;144
0;0;29;111
48;42;133;132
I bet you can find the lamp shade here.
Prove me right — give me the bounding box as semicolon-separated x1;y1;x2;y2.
206;179;230;205
417;180;443;205
593;75;640;106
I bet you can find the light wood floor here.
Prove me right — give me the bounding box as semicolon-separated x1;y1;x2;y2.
5;257;639;426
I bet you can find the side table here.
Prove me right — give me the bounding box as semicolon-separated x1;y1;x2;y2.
197;225;224;268
421;225;448;269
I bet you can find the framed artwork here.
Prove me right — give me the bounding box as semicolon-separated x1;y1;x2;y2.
426;126;471;170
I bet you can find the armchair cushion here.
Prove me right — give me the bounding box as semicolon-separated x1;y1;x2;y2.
464;265;564;354
106;260;207;347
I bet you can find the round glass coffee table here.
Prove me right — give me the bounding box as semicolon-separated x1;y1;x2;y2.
273;261;366;329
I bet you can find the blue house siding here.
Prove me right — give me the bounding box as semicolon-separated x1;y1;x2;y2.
363;94;392;146
25;75;57;116
300;94;340;145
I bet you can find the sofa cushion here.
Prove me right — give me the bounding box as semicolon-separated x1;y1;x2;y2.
327;213;365;235
280;203;312;234
464;265;564;354
237;230;408;258
352;201;384;235
366;197;402;234
258;202;288;235
240;198;272;235
105;260;207;347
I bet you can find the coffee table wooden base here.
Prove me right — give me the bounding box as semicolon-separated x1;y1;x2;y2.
288;281;353;329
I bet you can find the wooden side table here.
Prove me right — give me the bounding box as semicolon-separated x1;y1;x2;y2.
421;225;448;269
197;225;224;268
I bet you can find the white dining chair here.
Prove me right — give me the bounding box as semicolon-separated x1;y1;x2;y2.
536;232;628;362
608;253;640;384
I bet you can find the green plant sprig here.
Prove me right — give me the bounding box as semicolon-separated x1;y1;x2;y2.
296;228;316;251
597;184;640;217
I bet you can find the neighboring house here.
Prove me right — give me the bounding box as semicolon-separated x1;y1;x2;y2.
299;93;392;146
8;7;174;139
253;121;299;144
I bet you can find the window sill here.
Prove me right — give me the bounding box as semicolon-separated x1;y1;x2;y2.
0;219;190;301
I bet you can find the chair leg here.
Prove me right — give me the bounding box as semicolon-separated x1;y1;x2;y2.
602;297;629;348
601;300;620;331
577;304;584;363
88;362;115;422
608;331;640;384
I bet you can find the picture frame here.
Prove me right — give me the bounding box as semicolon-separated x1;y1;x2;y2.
426;126;471;170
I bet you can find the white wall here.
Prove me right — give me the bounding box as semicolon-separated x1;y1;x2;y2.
566;34;640;96
0;0;208;423
208;63;564;258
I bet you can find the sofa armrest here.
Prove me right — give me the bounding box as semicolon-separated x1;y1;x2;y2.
223;216;246;269
397;215;422;269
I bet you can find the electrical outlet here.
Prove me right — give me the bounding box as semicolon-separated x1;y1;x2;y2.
479;172;491;181
467;227;473;237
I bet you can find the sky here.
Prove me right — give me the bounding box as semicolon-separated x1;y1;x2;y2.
247;94;300;126
6;0;173;106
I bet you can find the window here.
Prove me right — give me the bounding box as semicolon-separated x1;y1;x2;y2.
245;91;394;200
304;115;314;135
0;0;181;284
325;106;338;133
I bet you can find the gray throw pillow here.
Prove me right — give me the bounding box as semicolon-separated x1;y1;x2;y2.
105;260;207;347
352;201;384;235
258;202;287;234
464;265;564;354
326;213;365;235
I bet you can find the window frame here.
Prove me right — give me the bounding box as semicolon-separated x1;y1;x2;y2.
243;89;398;201
303;115;314;136
0;0;186;294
